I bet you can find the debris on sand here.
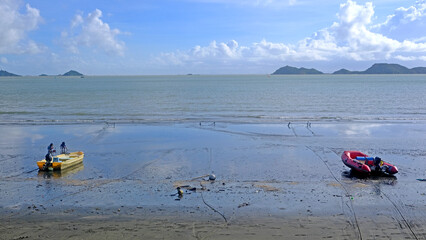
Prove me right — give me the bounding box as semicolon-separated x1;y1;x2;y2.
238;202;250;208
177;187;183;197
255;184;280;192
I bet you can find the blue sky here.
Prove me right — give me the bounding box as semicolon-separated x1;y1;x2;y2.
0;0;425;75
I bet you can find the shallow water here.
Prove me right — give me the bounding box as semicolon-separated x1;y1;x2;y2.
1;75;426;123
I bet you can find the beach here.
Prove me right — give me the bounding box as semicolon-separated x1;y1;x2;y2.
1;121;426;239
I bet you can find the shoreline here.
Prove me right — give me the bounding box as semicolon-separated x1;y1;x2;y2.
1;118;426;126
1;121;426;239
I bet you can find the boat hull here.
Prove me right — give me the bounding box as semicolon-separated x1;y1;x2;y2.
37;151;84;171
341;151;398;175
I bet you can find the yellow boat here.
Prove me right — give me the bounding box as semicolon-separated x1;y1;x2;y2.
37;151;84;171
37;163;84;178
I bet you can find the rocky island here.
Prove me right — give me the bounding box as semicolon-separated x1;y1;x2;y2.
333;63;426;74
272;63;426;75
272;66;323;75
0;70;84;77
62;70;84;76
0;70;20;77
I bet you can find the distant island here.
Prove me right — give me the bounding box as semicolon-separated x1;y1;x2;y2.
62;70;83;76
333;63;426;74
0;70;20;77
0;70;84;77
273;66;323;75
272;63;426;75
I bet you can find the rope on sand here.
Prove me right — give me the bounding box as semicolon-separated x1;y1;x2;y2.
192;172;228;223
200;190;228;223
306;146;363;240
25;168;39;174
382;192;419;240
190;174;209;181
4;168;39;179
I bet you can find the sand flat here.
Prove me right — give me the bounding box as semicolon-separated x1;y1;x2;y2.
1;121;426;239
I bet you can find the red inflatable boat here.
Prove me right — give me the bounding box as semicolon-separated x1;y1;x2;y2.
341;151;398;175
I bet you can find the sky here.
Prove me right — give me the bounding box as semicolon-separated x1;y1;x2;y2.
0;0;425;75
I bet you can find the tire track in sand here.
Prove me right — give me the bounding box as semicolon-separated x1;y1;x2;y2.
306;145;363;240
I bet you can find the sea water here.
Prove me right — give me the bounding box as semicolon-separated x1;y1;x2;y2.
0;74;425;124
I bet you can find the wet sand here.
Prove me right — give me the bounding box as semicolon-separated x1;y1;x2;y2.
1;121;426;239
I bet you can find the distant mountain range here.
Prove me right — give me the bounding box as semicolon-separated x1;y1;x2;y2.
0;70;83;77
334;63;426;74
272;63;426;75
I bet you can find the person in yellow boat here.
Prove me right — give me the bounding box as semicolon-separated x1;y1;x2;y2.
47;143;55;154
60;142;68;154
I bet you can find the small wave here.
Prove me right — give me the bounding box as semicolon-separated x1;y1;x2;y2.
0;111;38;115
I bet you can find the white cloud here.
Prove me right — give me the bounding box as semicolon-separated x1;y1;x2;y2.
394;55;426;61
372;0;426;41
191;40;240;59
0;57;7;64
155;0;426;71
63;9;125;56
0;0;43;54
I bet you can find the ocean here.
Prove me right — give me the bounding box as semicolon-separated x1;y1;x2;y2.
1;74;425;124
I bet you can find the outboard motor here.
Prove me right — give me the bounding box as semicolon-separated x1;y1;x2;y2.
43;153;52;170
386;165;398;175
